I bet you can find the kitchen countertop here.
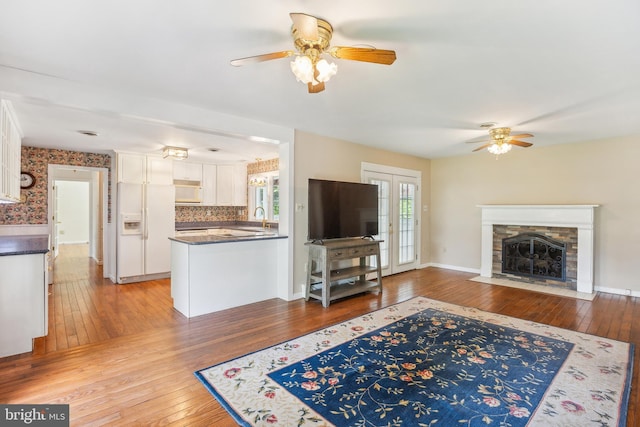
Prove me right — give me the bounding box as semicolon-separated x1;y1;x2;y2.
172;221;285;245
0;235;50;256
170;233;286;245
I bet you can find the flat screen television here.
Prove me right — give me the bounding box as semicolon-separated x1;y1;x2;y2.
308;178;379;241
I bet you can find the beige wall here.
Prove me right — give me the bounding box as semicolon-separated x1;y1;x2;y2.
430;135;640;292
293;130;431;293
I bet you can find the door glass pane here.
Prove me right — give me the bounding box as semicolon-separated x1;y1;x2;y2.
370;179;390;269
398;182;415;264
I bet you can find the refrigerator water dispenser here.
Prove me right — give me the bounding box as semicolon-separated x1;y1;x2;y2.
121;213;142;235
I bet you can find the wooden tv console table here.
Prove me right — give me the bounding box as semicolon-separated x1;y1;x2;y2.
305;238;382;307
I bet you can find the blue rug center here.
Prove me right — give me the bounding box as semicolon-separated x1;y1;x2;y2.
268;308;573;427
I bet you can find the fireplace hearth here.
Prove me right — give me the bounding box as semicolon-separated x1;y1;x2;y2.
502;233;566;281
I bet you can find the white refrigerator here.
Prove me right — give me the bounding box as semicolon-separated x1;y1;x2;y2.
117;182;175;284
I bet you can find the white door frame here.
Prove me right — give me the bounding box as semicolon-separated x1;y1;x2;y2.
47;164;110;278
362;162;421;276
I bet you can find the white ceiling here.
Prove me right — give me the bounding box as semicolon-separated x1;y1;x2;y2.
1;1;639;162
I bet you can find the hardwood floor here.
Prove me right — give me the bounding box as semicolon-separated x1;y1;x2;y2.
1;244;638;426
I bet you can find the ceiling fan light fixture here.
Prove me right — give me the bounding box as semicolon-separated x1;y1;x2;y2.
315;58;337;82
487;142;512;155
290;55;337;86
290;55;314;83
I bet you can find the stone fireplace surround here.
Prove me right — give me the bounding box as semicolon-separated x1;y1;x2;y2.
479;205;598;294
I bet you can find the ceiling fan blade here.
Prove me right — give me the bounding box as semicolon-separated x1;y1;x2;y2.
290;13;319;41
509;140;533;148
465;138;491;144
307;81;325;93
329;46;397;65
472;143;492;152
509;133;534;140
230;51;294;66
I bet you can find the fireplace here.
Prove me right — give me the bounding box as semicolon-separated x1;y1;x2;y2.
502;232;566;281
479;205;598;293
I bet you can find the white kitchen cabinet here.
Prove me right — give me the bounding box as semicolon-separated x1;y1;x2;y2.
118;153;144;183
117;153;173;184
216;165;234;205
0;99;22;203
216;164;247;206
202;163;217;205
233;163;248;206
0;238;48;358
173;161;202;181
146;155;173;185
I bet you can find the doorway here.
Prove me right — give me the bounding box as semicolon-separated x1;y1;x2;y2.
48;165;108;282
362;163;421;276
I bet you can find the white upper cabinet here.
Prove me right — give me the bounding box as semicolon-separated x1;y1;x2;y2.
216;165;234;206
0;100;23;203
117;153;173;184
233;163;248;206
201;164;217;205
216;164;247;206
173;161;202;182
117;153;145;183
117;152;247;207
146;156;173;185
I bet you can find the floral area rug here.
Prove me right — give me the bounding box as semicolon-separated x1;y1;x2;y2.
195;297;633;426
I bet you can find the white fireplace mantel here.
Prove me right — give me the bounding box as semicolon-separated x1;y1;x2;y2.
478;204;599;293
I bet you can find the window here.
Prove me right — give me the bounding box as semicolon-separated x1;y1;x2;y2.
248;171;279;222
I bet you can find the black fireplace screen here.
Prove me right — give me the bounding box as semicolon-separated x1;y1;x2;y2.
502;233;566;281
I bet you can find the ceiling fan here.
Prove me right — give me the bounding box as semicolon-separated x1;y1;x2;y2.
470;127;534;156
230;13;397;93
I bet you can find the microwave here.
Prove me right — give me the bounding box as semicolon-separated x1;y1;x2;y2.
174;180;202;204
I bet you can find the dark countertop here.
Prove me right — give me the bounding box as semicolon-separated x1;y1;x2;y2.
170;233;287;245
0;235;50;256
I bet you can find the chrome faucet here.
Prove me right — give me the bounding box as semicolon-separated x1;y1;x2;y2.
254;206;267;228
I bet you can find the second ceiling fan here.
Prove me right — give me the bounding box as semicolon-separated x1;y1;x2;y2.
470;127;534;156
230;13;397;93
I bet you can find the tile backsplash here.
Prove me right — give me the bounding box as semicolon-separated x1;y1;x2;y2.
175;205;247;223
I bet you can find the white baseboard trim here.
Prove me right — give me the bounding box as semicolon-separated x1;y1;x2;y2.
425;263;481;274
293;265;634;302
595;285;637;297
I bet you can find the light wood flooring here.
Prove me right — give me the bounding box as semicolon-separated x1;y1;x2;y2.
1;244;638;426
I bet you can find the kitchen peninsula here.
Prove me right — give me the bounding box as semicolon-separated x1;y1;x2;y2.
169;225;287;318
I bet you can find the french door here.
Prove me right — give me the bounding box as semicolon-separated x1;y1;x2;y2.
363;167;419;276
